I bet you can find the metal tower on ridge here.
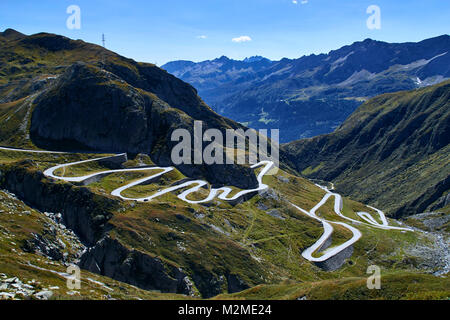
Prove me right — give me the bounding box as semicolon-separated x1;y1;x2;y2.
101;33;106;70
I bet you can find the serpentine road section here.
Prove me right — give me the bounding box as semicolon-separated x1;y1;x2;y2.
1;146;273;204
40;153;274;204
0;146;413;266
291;185;413;263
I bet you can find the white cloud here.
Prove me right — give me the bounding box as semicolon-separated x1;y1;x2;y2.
196;35;207;39
301;0;308;4
292;0;298;4
232;35;252;43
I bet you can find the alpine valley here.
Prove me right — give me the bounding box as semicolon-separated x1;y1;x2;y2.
0;29;448;301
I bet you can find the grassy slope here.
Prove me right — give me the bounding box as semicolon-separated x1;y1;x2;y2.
215;272;450;300
0;189;193;300
1;150;445;299
284;80;450;217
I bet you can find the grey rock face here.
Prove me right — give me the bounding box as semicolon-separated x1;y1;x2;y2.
1;161;116;246
0;275;39;300
34;290;53;300
404;211;450;275
256;202;269;210
29;62;258;189
227;274;250;293
266;209;285;220
22;233;64;261
0;163;256;298
409;211;450;232
314;245;354;271
277;175;290;183
30;62;156;154
259;188;280;202
429;193;450;212
79;236;195;296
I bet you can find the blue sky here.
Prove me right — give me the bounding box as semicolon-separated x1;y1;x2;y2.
0;0;449;65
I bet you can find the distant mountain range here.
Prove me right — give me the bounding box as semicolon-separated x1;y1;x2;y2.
163;55;273;92
162;35;450;142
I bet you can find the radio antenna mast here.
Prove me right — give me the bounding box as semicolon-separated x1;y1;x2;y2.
101;33;106;70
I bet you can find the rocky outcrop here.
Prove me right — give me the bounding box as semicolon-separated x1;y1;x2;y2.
22;233;64;261
29;62;258;189
403;213;449;276
79;236;195;296
30;62;162;154
189;267;250;298
0;160;116;245
79;235;252;298
78;233;254;298
314;245;354;271
0;162;253;297
397;176;450;217
0;275;49;300
227;274;250;293
429;193;450;212
21;211;86;263
1;30;267;189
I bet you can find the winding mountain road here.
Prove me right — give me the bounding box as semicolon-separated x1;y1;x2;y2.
41;153;273;204
0;146;413;266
